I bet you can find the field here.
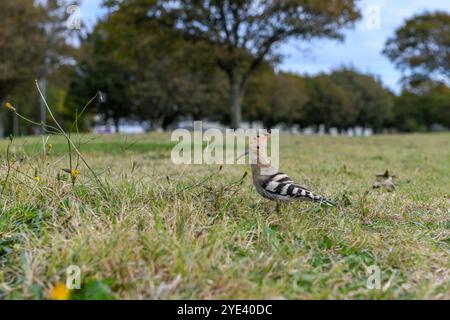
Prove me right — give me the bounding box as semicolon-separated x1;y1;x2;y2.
0;132;448;299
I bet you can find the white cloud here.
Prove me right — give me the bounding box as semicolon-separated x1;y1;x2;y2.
279;0;450;92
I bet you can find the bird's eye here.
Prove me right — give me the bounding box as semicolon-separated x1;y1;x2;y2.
257;146;260;150
268;129;271;134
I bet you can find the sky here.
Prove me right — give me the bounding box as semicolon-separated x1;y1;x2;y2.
79;0;449;93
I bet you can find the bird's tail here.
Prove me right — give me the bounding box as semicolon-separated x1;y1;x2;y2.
296;188;337;207
308;192;336;207
317;197;337;207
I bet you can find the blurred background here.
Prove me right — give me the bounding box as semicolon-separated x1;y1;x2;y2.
0;0;449;137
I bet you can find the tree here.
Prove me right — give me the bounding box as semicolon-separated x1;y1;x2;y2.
426;83;450;129
243;67;308;129
273;72;309;129
394;82;450;132
174;56;228;125
0;0;78;136
122;25;226;130
0;0;46;102
105;0;361;129
0;0;69;105
330;68;394;132
304;75;357;133
393;91;426;132
106;5;227;130
384;11;450;87
242;64;276;127
66;23;133;133
68;4;228;131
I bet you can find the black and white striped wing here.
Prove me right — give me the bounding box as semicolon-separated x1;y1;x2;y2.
261;173;335;206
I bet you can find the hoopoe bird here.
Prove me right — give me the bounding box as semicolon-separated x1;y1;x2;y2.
246;132;336;208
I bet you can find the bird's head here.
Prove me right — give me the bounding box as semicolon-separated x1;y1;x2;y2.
236;129;272;163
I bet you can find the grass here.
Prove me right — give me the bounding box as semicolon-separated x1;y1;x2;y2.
0;132;448;299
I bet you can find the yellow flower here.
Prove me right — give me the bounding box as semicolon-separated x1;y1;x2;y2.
71;169;79;178
4;102;16;112
47;144;53;150
34;176;41;182
50;283;70;300
62;168;80;179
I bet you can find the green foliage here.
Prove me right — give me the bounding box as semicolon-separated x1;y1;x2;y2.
395;83;450;131
384;11;450;86
243;66;401;132
330;68;394;132
0;0;47;100
67;5;227;131
244;67;309;129
304;74;357;131
71;280;116;300
112;0;361;128
271;72;309;128
0;0;79;136
65;26;132;132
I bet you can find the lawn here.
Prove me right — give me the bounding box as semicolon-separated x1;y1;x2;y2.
0;132;448;299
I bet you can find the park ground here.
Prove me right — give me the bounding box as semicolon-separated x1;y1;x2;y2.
0;132;448;299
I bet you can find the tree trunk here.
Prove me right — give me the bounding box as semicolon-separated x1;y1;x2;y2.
229;74;242;129
113;118;120;134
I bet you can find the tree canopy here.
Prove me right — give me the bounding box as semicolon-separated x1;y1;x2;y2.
104;0;361;128
330;69;394;132
384;11;450;87
0;0;78;135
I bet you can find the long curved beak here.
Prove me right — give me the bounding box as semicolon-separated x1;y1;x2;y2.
236;150;249;161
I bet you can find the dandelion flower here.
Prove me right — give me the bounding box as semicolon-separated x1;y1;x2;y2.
71;169;79;178
50;283;70;300
48;144;53;150
34;176;41;182
4;102;16;112
62;168;80;177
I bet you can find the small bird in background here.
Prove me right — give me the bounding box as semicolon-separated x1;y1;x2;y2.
244;132;336;209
